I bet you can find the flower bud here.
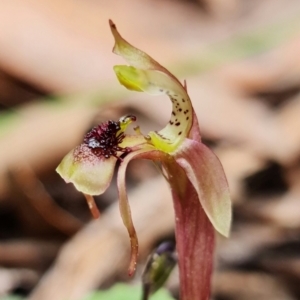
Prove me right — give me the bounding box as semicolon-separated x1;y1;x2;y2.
141;241;177;300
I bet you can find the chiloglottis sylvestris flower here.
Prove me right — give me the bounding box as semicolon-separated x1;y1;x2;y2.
56;20;232;300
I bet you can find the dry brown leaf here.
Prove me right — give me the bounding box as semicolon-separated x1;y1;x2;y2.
28;177;174;300
214;271;295;300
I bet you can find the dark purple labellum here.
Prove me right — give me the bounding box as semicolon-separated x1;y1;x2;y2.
83;120;130;159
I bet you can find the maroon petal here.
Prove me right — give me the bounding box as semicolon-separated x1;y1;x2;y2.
117;147;169;276
175;139;232;237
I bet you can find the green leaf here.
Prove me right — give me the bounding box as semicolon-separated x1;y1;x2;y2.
82;283;175;300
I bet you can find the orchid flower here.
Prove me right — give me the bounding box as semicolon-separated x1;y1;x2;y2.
56;20;231;300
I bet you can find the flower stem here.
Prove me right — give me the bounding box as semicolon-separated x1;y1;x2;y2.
166;162;215;300
173;190;215;299
84;194;100;219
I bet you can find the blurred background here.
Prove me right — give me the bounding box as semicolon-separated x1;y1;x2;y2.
1;0;300;299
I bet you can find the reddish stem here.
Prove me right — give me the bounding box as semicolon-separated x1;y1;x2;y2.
167;163;215;300
84;194;100;219
173;189;214;299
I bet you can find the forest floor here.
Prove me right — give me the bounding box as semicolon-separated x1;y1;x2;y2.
1;0;300;299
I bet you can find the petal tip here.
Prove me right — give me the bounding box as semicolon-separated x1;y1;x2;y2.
108;19;115;27
215;215;232;238
128;261;137;277
207;192;232;238
109;19;117;40
109;19;122;55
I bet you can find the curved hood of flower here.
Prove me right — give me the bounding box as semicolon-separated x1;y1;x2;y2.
109;20;231;237
110;20;194;154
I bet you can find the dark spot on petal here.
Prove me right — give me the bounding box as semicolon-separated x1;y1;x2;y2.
179;108;182;112
186;117;189;120
155;131;169;140
178;131;182;135
169;121;174;125
172;111;176;116
83;119;131;160
175;122;181;126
